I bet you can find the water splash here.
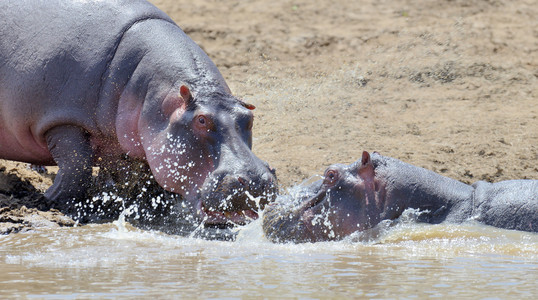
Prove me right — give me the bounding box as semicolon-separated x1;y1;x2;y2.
111;205;133;234
233;191;269;243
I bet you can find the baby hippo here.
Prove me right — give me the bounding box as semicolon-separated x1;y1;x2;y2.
263;151;537;243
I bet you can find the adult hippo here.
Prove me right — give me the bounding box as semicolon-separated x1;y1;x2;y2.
263;151;537;243
0;0;277;226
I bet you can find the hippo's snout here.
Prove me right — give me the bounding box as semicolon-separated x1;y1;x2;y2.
197;162;278;226
262;197;312;243
202;169;277;212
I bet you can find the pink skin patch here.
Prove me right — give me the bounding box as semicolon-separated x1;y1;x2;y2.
145;135;213;194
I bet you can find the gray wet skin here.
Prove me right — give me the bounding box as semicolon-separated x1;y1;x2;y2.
0;0;276;225
263;151;537;243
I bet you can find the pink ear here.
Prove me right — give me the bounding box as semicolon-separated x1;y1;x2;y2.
242;102;256;110
358;151;375;181
361;151;371;165
358;151;378;206
180;85;193;105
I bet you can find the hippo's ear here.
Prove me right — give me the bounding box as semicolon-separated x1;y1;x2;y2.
358;151;380;207
358;151;375;180
180;85;194;106
240;100;256;110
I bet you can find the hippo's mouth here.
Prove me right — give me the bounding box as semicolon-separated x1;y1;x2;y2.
195;178;277;227
198;201;259;227
261;180;331;243
303;189;327;211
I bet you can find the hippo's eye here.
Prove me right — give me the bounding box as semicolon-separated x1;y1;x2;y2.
194;114;215;132
323;169;339;185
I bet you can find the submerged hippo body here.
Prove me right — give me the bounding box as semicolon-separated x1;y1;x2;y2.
263;151;537;243
0;0;276;225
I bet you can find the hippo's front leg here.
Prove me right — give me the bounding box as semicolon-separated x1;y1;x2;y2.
44;126;94;211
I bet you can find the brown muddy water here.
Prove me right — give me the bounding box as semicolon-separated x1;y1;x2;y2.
1;208;537;299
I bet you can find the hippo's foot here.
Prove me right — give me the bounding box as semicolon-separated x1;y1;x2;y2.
44;125;94;221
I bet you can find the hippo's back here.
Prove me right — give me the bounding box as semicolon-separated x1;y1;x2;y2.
0;0;173;163
472;180;538;232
